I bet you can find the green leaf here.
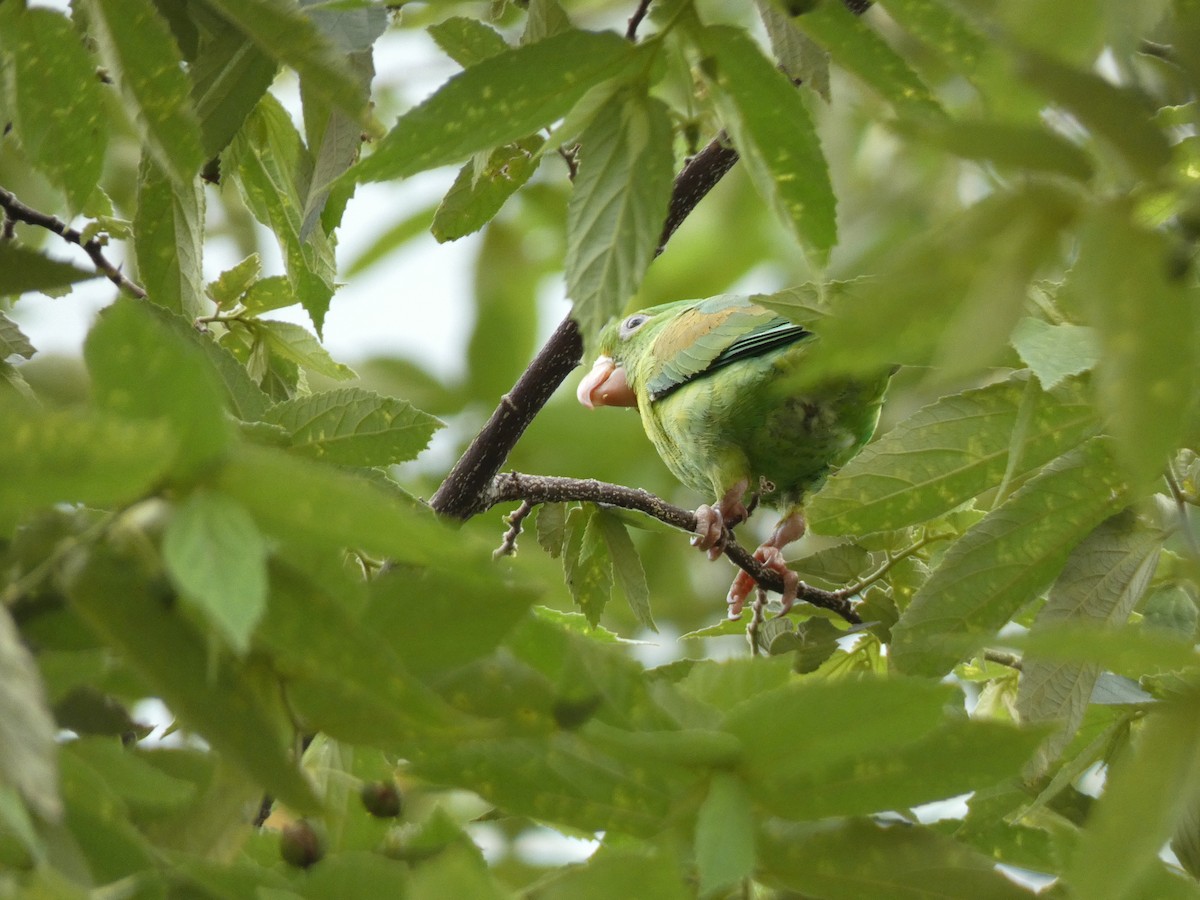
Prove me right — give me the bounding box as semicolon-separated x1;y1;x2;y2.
793;0;942;117
531;845;690;900
260;387;443;466
0;313;34;361
1070;200;1197;489
892;118;1095;181
0;243;98;297
1068;697;1200;900
354;28;634;183
755;0;830;101
84;298;233;475
0;7;107;208
807;374;1100;535
704;25;837;257
761;818;1038;900
1010;317;1100;390
197;0;365;118
216;443;453;566
207;254;262;309
798;183;1078;383
695;774;755;896
0;403;175;529
83;0;204;184
432;135;545;243
188;15;277;158
1019;50;1172;180
259;320;355;381
65;545;319;813
566;89;675;343
162;490;269;654
0;604;61;821
523;0;572;44
1017;513;1161;775
563;507;613;626
427;16;510;68
227;96;337;334
890;437;1128;676
239;276;295;315
595;509;654;631
134;155;206;318
876;0;989;82
536;502;568;558
1011;626;1199;680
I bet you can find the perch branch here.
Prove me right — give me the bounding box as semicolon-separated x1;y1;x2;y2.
485;473;862;624
0;186;146;299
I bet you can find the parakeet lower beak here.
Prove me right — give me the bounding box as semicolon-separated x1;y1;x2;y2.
577;355;637;408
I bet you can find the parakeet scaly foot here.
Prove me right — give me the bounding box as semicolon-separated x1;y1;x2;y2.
691;480;749;560
726;512;806;619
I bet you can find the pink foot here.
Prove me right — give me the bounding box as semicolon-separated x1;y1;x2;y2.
724;510;806;620
690;480;750;561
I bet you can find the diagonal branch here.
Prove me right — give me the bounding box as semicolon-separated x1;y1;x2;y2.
0;186;146;299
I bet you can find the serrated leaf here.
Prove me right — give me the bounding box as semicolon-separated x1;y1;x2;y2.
228;96;337;334
531;845;690;900
0;243;98;297
354;28;634;183
566;89;675;342
0;6;107;208
1019;50;1171;180
595;509;654;632
432;135;545;242
807;374;1100;535
259;320;354;380
755;0;830;101
427;16;510;68
198;0;365;118
260;387;442;466
793;0;942;117
188;15;277;158
216;443;453;566
1011;626;1198;680
84;0;204;184
893;118;1095;181
761;818;1037;900
1068;697;1200;900
163;490;269;654
207;254;262;309
695;774;755;896
1010;317;1100;390
563;506;613;626
890;438;1128;676
0;604;61;821
0;313;34;361
66;544;319;813
0;403;175;529
1017;513;1161;775
84;298;233;475
134;155;206;318
704;25;837;257
877;0;989;81
1071;200;1197;489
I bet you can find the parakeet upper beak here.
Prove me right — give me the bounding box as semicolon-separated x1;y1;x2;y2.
577;355;637;408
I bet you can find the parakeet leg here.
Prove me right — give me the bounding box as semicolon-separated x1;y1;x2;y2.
726;511;806;619
691;479;750;560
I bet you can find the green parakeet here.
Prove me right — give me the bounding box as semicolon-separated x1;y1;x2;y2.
577;293;890;619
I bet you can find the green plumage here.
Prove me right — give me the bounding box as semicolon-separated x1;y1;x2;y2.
593;294;889;512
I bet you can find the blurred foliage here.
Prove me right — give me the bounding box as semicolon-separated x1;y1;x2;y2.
2;0;1200;897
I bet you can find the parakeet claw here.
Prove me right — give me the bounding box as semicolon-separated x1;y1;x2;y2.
692;481;751;560
726;545;800;619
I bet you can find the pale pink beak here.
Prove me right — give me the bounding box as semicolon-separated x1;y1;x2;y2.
577;355;638;408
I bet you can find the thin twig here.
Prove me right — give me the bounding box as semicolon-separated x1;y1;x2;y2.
626;0;653;41
494;499;534;558
0;186;146;299
486;472;861;624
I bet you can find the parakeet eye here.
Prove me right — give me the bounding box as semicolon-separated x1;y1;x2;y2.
619;314;650;340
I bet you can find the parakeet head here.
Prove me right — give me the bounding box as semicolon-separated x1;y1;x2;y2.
576;300;688;409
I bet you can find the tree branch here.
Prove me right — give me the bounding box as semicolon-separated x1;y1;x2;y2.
485;473;862;624
0;186;146;299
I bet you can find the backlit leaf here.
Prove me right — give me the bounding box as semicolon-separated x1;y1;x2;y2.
134;155;206;318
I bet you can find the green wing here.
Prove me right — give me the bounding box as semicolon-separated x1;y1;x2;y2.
644;295;811;402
